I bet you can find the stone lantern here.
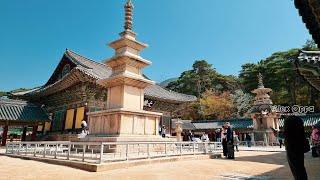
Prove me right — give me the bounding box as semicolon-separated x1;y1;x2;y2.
175;120;183;142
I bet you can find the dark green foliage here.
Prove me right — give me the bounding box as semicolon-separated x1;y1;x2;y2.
167;60;239;97
0;91;8;97
239;40;320;111
159;78;178;87
0;88;32;98
167;40;320;119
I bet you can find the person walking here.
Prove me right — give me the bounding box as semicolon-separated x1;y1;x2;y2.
221;126;228;157
284;116;309;180
187;130;194;141
233;132;240;152
279;138;283;148
161;125;166;138
271;127;284;148
216;129;221;142
245;133;252;147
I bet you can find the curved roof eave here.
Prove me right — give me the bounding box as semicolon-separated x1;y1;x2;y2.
22;49;196;103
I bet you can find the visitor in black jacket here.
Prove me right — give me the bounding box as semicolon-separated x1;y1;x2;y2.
284;116;308;180
225;122;234;159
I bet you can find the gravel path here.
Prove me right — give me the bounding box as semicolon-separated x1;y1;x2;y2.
0;151;319;180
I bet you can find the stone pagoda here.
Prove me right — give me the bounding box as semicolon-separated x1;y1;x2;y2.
86;0;164;142
250;73;280;145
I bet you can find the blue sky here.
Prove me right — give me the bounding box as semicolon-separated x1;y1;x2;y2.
0;0;311;91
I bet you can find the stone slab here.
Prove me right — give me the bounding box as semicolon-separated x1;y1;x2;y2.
3;153;221;172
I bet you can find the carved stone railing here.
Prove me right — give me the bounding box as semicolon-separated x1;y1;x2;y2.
6;141;222;164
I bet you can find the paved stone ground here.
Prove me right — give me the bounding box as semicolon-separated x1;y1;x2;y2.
238;146;286;152
0;151;319;180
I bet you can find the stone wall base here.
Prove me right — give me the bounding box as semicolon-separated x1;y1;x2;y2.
81;135;175;153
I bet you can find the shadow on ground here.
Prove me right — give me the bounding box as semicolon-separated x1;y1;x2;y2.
234;152;286;166
233;151;320;179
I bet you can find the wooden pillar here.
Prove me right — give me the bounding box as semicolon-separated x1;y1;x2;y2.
31;125;38;141
169;116;172;135
84;105;89;122
21;127;27;141
42;123;45;134
72;108;77;133
50;113;55;132
61;111;67;134
1;125;8;146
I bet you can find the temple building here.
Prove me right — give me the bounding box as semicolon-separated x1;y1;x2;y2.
294;0;320;91
186;114;320;142
12;0;196;141
0;98;50;145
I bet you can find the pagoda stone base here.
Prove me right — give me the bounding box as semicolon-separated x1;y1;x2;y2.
87;108;162;136
85;108;173;152
83;135;175;153
253;130;276;146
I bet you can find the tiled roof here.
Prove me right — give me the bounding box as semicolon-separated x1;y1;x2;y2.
171;119;195;130
0;99;49;122
295;50;320;91
192;118;253;130
294;0;320;47
65;49;112;80
298;50;320;63
66;50;196;102
294;0;320;91
191;114;320;130
278;114;320;128
25;49;196;103
144;83;196;102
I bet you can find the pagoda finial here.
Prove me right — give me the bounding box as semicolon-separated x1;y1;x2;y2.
124;0;134;31
258;72;264;88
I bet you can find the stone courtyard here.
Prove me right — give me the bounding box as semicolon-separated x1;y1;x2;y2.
1;151;319;180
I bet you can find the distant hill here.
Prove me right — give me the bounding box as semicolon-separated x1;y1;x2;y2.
0;88;33;97
0;91;8;97
159;78;178;87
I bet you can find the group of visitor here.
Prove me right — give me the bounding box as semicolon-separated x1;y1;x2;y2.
221;122;235;159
